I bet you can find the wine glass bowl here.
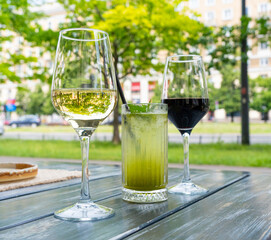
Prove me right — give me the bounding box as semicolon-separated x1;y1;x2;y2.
51;28;117;221
52;28;117;134
162;55;209;195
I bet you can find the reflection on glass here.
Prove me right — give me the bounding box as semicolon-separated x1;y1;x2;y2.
162;55;209;195
51;28;117;221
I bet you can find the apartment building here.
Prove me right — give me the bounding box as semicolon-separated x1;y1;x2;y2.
176;0;271;120
180;0;271;79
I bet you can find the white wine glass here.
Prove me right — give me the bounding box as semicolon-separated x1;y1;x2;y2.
162;55;209;195
51;28;117;221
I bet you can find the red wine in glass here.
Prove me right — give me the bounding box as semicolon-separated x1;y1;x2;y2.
162;55;209;195
163;98;209;135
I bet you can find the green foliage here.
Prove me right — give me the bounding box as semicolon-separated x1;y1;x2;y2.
151;83;162;103
0;0;47;83
16;87;30;115
127;103;155;113
96;4;154;77
27;85;47;115
207;26;241;70
207;81;218;112
42;91;55;115
57;0;212;79
218;65;240;121
254;16;271;44
206;16;264;71
16;84;55;116
250;76;271;118
203;15;271;125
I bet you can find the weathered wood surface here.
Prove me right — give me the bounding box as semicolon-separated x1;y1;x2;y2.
0;169;199;229
129;173;271;240
0;162;121;201
0;161;249;240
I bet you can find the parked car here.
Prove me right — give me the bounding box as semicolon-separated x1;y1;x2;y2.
4;120;10;126
0;121;4;135
9;115;41;128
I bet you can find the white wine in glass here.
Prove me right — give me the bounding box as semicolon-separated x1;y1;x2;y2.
51;28;117;221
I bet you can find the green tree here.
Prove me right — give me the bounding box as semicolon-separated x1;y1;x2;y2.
206;15;255;72
16;87;30;115
16;84;55;116
250;76;271;122
26;85;45;116
206;16;271;124
207;81;219;116
254;16;271;45
218;65;240;122
207;25;241;71
57;0;212;143
0;0;47;83
42;91;56;115
151;82;163;103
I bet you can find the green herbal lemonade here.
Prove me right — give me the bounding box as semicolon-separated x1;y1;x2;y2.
122;104;168;193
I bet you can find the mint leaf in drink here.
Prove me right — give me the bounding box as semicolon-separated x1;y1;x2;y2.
128;104;150;113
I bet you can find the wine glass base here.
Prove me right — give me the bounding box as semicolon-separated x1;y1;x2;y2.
54;202;115;222
168;182;208;195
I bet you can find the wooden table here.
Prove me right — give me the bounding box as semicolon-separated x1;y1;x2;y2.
0;160;270;240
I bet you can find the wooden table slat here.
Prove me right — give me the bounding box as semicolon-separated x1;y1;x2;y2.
0;169;247;240
113;172;249;240
128;174;271;240
0;168;183;230
0;175;122;229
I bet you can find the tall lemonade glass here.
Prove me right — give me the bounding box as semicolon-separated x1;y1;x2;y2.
122;103;168;203
51;28;117;221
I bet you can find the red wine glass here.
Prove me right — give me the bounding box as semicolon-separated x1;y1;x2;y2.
162;55;209;195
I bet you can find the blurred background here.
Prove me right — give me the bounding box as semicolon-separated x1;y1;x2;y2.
0;0;270;166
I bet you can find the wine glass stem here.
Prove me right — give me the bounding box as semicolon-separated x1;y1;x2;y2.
182;132;191;183
79;136;92;203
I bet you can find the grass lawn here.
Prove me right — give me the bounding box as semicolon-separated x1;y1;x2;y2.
191;122;271;134
1;139;271;168
5;122;271;134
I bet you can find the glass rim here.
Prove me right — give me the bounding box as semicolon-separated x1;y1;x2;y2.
59;28;109;42
122;103;168;113
167;54;202;63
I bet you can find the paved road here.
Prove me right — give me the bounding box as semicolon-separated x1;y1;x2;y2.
1;132;271;144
